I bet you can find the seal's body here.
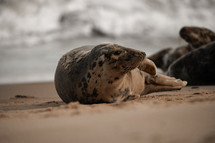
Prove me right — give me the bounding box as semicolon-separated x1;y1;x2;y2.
149;26;215;72
167;41;215;85
55;43;186;104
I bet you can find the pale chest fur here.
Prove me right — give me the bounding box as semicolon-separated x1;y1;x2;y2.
102;68;146;102
123;68;146;96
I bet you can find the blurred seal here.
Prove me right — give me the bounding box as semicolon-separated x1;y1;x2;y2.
149;26;215;71
167;41;215;85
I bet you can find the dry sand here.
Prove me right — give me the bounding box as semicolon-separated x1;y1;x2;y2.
0;82;215;143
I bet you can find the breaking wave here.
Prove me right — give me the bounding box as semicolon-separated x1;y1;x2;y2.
0;0;214;45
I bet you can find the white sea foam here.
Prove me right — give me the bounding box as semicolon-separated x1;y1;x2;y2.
0;0;215;84
0;0;214;45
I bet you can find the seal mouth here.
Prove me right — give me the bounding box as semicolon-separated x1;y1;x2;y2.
121;65;137;74
121;56;146;74
120;50;146;72
136;51;146;62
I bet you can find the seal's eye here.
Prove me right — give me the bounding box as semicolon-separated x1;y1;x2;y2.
113;51;122;56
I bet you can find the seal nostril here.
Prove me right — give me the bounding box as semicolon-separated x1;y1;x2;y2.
141;52;146;56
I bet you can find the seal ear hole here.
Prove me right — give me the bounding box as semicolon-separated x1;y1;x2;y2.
113;50;122;56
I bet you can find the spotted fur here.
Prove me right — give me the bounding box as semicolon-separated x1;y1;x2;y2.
180;26;215;48
55;43;186;104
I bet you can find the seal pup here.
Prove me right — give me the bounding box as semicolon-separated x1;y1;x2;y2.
149;26;215;71
55;43;187;104
167;41;215;85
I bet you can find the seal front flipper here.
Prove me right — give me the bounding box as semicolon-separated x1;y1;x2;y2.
138;58;157;75
146;73;187;87
143;84;184;95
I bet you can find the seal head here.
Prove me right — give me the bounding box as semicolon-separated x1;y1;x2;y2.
180;26;215;48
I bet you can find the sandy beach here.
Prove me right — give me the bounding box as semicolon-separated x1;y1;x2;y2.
0;1;215;143
0;82;215;143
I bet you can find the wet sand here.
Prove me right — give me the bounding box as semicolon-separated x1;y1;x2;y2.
0;82;215;143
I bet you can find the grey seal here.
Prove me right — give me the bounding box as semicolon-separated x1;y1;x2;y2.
55;43;187;104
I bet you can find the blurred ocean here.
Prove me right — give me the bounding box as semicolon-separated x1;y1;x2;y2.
0;0;215;84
